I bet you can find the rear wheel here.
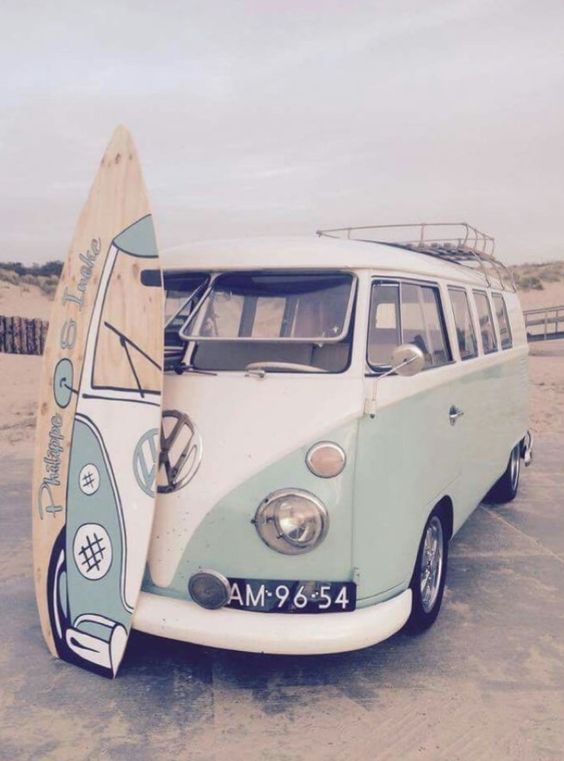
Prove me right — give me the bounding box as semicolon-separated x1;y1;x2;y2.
407;507;449;633
487;443;521;503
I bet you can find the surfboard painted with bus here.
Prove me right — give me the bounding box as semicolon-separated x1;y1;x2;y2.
32;126;164;677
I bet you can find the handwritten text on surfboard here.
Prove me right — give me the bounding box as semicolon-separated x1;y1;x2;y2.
62;238;102;310
37;238;101;519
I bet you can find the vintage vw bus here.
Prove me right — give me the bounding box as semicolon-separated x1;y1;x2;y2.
133;223;532;654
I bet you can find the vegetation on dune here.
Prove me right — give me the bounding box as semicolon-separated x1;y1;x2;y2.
0;260;63;278
0;261;63;299
509;261;564;291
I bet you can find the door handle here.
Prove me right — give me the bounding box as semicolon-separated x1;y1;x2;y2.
449;405;464;426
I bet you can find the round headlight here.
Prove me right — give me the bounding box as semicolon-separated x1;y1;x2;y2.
254;489;328;555
188;570;231;609
306;441;346;478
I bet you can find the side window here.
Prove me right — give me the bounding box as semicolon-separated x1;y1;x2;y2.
164;273;209;348
368;281;451;370
492;293;513;349
448;287;478;360
473;290;498;354
401;283;451;368
367;283;401;367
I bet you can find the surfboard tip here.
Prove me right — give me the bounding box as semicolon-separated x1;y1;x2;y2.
112;123;132;140
103;124;137;165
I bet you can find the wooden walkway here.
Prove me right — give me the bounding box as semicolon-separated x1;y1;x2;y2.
523;305;564;342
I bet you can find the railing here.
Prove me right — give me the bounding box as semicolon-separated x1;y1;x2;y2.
523;305;564;342
317;221;516;292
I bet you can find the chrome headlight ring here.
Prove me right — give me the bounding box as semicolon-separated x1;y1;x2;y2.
254;489;329;555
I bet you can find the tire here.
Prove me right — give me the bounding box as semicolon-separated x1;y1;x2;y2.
487;443;521;504
407;506;449;633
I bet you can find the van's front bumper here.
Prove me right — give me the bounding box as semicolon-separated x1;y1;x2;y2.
133;589;412;655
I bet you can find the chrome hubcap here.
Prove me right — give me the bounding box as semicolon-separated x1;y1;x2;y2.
510;446;520;491
420;516;444;613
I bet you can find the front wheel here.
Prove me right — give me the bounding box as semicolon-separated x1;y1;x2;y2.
407;508;449;633
487;443;521;504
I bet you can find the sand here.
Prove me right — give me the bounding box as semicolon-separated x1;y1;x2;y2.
0;354;42;457
0;280;52;320
517;283;564;436
517;281;564;311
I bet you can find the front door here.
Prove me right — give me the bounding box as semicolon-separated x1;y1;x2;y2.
353;278;462;603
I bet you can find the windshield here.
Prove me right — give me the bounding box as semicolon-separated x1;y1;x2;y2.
183;272;354;341
175;271;356;373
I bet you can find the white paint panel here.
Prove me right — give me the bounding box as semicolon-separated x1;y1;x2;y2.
149;373;364;587
133;589;412;655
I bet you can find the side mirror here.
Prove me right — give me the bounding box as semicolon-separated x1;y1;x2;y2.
364;342;426;417
390;343;425;377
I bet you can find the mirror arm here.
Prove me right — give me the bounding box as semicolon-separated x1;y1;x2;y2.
363;356;415;418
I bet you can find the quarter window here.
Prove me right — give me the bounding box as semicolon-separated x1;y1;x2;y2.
492;293;513;349
368;281;451;371
367;283;401;367
448;288;478;360
473;291;498;354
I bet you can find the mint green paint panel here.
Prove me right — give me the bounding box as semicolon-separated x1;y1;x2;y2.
143;421;359;600
447;352;528;527
113;214;158;258
353;353;528;600
65;416;129;629
354;378;458;601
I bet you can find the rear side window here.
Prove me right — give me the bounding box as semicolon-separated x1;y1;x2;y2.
448;288;478;360
492;293;513;349
368;281;451;371
473;291;498;354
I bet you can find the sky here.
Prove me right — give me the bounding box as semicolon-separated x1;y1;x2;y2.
1;0;563;265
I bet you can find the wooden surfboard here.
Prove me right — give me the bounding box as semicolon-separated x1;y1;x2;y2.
32;126;164;677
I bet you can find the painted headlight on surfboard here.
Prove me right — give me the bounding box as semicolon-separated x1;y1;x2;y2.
254;489;328;555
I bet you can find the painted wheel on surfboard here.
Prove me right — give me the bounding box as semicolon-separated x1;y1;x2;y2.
46;528;72;662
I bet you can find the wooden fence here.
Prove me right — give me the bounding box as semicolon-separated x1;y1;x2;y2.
0;315;48;355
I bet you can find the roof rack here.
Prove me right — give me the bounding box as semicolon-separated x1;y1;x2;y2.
316;222;516;292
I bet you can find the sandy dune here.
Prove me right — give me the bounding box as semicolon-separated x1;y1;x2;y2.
0;354;43;457
0;281;52;320
518;281;564;311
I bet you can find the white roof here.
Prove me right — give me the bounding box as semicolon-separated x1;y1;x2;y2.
161;235;488;287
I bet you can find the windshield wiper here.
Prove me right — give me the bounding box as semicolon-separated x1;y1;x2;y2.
174;363;217;376
104;321;162;398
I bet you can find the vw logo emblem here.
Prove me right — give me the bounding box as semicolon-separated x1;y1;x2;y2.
158;410;203;493
133;428;159;497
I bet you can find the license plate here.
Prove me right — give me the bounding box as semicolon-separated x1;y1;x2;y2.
227;578;356;613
